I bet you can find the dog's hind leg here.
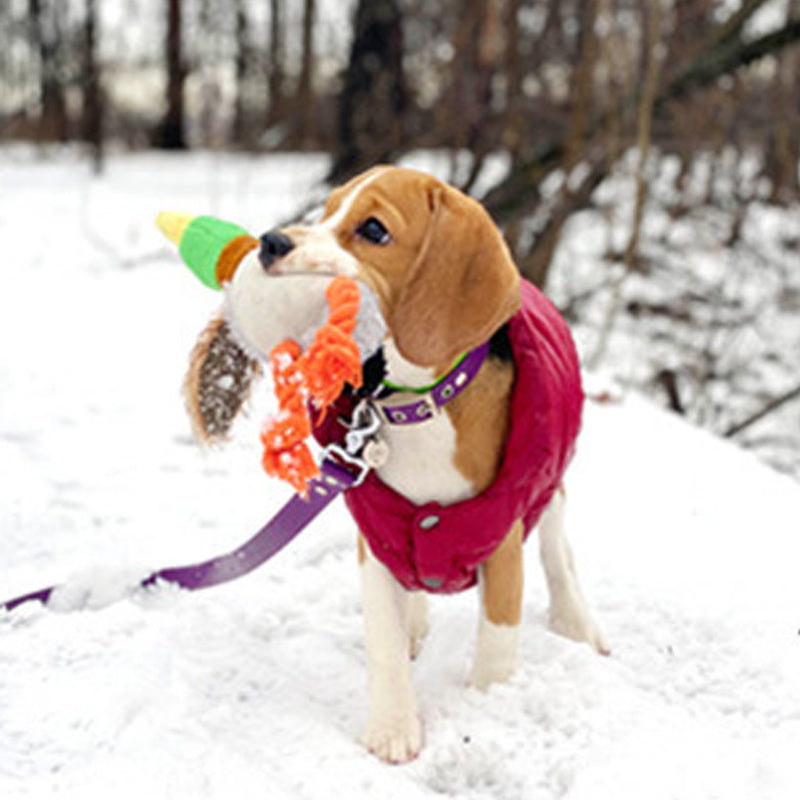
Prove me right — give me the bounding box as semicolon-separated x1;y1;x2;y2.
538;487;610;655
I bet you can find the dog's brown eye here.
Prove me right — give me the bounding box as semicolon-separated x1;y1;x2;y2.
356;217;391;245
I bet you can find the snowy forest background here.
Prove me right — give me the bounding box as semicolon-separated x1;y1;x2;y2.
2;0;800;479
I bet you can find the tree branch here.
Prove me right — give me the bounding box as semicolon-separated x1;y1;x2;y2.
483;15;800;223
725;382;800;438
712;0;772;48
666;16;800;103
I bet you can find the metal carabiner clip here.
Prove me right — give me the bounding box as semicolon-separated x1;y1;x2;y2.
344;399;383;455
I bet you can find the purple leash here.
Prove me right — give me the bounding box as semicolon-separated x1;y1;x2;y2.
1;343;490;615
1;444;370;615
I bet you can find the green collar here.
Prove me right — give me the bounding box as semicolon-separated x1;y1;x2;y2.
380;351;469;395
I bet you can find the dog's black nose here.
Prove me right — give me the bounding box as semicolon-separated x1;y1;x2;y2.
259;231;294;270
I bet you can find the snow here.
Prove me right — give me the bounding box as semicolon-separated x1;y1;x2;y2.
2;150;800;799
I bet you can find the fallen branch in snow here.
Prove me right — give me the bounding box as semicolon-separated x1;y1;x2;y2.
725;382;800;438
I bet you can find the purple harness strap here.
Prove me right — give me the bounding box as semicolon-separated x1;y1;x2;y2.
1;458;360;614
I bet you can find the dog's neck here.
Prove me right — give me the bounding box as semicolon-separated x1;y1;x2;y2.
369;337;513;507
380;340;441;390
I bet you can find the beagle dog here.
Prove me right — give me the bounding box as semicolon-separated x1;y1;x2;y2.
217;166;608;763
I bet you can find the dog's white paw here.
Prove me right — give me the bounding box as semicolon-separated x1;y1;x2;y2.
469;620;519;691
362;711;422;764
549;603;610;656
469;658;516;692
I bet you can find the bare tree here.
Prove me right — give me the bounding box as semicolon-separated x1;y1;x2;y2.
232;0;250;147
588;0;663;370
512;0;603;289
266;0;287;129
329;0;407;182
623;0;662;271
482;5;800;225
28;0;68;141
81;0;104;173
153;0;187;150
295;0;317;147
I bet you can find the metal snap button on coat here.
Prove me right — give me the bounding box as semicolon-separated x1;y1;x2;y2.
418;514;440;530
421;577;443;589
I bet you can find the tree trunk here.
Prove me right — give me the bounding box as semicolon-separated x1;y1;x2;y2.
623;0;662;271
266;0;286;127
458;0;504;192
232;0;249;146
328;0;407;183
515;0;601;288
28;0;69;142
295;0;317;147
503;0;524;162
81;0;104;173
154;0;187;150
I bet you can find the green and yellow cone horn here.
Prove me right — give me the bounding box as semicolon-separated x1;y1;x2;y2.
156;211;259;290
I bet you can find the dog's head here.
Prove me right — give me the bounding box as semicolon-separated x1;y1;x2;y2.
230;166;520;369
185;167;521;441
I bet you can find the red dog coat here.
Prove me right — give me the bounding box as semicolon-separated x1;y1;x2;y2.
313;279;583;593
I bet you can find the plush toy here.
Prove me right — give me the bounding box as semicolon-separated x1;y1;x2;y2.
155;212;259;289
157;211;386;494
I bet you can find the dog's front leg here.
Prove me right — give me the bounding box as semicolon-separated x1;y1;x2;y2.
359;535;422;763
470;521;524;691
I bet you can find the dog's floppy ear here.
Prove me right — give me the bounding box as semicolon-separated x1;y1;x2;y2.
390;183;520;367
183;314;261;443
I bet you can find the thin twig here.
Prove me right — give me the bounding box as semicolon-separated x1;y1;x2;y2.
725;382;800;438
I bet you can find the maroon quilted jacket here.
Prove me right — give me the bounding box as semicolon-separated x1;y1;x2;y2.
313;279;583;593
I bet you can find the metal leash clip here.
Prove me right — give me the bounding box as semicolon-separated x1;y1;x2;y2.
344;399;382;453
323;399;388;486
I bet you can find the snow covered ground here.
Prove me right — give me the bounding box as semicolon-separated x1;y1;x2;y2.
1;150;799;799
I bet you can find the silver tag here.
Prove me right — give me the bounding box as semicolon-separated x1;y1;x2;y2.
362;437;390;469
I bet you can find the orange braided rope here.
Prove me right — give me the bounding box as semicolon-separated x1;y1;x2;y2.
303;275;362;409
260;340;319;495
260;276;363;495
